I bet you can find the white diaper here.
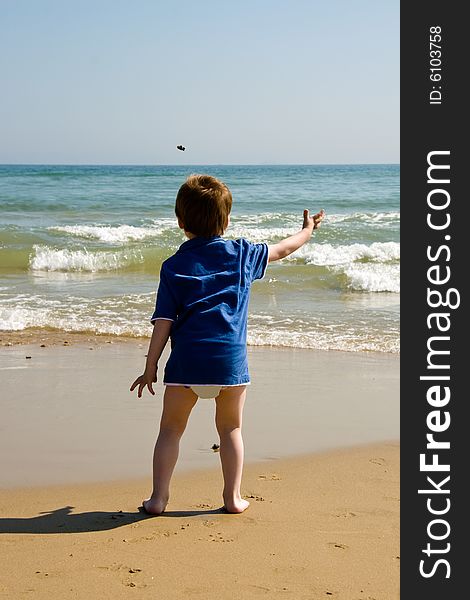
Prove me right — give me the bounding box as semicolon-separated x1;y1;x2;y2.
190;385;223;399
166;383;249;398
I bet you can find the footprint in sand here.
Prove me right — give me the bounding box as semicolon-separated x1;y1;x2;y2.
244;494;265;501
369;457;386;466
125;581;147;589
328;542;348;550
95;563;143;574
257;474;281;481
334;511;357;518
208;533;234;543
249;584;271;592
201;519;220;527
126;533;157;543
127;528;178;543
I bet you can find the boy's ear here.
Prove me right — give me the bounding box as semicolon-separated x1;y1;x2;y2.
177;218;185;230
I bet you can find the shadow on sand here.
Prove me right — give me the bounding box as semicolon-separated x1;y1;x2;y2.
0;505;226;535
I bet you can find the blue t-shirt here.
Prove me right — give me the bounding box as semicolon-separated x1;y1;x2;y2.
150;235;269;385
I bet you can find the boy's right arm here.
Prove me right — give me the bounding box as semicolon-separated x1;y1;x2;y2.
268;209;324;262
130;319;173;397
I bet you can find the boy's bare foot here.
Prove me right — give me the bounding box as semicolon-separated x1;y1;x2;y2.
142;496;168;515
223;498;250;514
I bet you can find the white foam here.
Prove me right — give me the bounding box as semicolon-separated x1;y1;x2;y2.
49;221;175;243
30;245;143;272
0;305;37;331
228;225;296;243
0;303;399;353
0;292;399;353
0;292;154;335
226;213;285;226
233;211;399;227
230;211;399;242
247;325;399;353
343;263;400;293
48;211;399;246
326;211;400;225
292;241;400;266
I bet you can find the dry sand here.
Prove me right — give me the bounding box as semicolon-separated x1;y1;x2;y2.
0;443;399;600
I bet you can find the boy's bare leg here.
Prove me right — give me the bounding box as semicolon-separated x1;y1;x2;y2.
143;386;198;515
214;385;249;514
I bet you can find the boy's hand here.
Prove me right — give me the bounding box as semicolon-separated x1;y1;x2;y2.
303;209;325;231
130;367;157;398
268;208;325;262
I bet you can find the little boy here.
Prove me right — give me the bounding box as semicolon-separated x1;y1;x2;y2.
130;174;323;514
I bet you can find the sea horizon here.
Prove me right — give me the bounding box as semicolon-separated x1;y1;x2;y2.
0;161;400;167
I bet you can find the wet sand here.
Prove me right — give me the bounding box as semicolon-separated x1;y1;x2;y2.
0;339;399;488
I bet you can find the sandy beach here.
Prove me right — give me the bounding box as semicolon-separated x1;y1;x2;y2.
0;336;399;487
0;336;399;598
0;443;399;599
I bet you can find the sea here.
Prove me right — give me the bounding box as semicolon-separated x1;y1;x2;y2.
0;164;399;353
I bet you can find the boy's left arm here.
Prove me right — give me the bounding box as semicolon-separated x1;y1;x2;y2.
130;319;173;397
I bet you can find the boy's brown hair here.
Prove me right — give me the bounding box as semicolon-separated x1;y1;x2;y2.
175;174;232;237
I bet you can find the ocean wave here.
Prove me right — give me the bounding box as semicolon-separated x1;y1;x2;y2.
0;309;399;354
232;210;399;228
229;225;297;243
292;241;400;266
49;220;176;243
248;313;399;353
231;213;289;224
326;211;400;225
29;245;144;272
342;263;400;293
247;328;399;353
0;292;154;335
43;210;399;246
26;240;400;289
48;218;294;246
0;292;399;353
233;210;399;234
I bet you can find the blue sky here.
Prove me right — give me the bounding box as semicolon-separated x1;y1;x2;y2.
0;1;399;164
